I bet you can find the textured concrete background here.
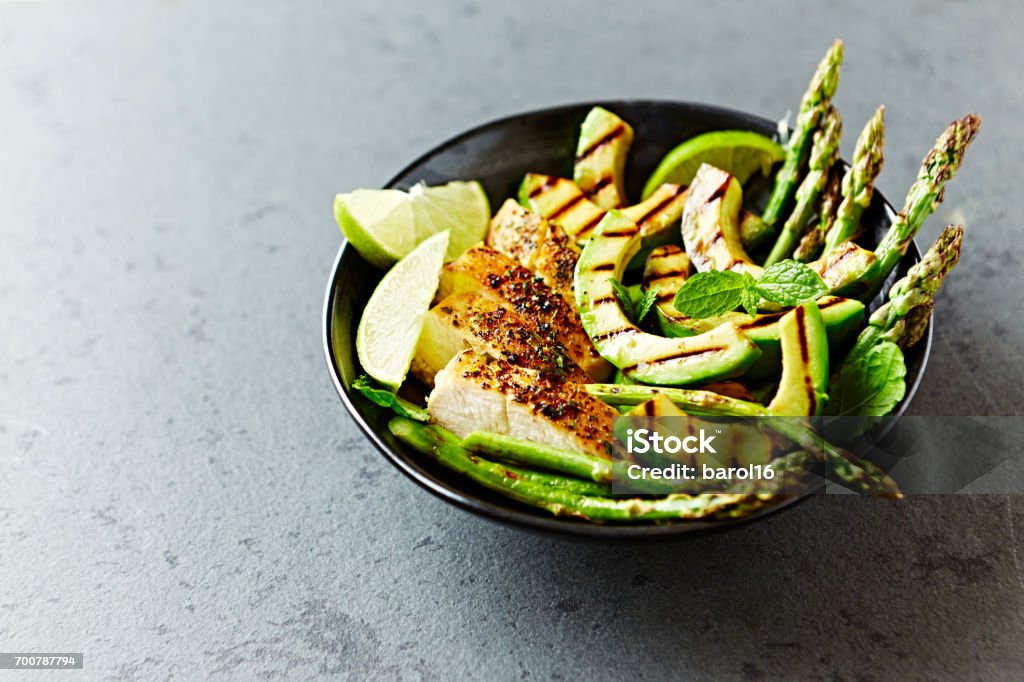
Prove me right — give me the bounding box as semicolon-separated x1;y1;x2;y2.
2;1;1022;679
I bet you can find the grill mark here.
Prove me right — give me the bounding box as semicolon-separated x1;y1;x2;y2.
591;262;616;272
646;269;686;282
622;348;722;374
642;400;655;416
805;375;817;413
592;327;639;344
549;193;585;220
706;177;732;203
796;306;810;365
591;294;617;306
599;228;638;239
821;245;856;277
648;247;683;261
577;212;605;238
816;296;842;310
656;291;676;303
634;186;686;226
643;346;725;366
738;311;786;330
583;176;613;197
528;176;560;199
575;124;625;162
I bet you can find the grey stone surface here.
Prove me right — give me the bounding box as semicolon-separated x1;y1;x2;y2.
1;1;1022;679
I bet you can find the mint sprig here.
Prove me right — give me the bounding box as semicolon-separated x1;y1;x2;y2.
611;279;658;325
672;260;828;318
756;260;829;306
825;341;907;417
671;271;748;318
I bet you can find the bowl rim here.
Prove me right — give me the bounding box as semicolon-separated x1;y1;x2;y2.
322;99;931;540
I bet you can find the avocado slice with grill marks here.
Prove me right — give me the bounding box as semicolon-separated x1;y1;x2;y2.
809;241;879;296
575;211;761;386
663;296;863;379
681;164;762;276
641;244;695;338
520;173;687;248
573;107;634;210
767;301;830;416
641;239;863;376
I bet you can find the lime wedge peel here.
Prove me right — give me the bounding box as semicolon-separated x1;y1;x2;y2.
335;180;489;269
356;230;450;391
641;131;784;200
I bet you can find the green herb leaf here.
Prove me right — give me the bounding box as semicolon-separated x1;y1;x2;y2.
673;270;748;318
353;375;429;421
636;288;658;322
610;278;637;322
755;260;828;306
739;271;761;317
826;341;907;417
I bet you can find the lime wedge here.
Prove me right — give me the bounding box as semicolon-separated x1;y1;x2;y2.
641;131;784;200
335;181;489;269
356;230;450;390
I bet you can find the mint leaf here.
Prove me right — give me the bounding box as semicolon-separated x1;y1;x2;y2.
755;260;828;306
353;375;429;421
610;278;638;322
673;270;747;318
739;272;760;316
636;288;658;322
826;342;907;417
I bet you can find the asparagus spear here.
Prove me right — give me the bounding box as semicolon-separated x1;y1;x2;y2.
463;430;710;495
822;105;886;252
462;431;613;485
863;114;980;298
764;106;843;266
390;416;796;521
584;384;902;497
794;165;842;261
846;224;964;362
762;40;845;228
427;424;612;495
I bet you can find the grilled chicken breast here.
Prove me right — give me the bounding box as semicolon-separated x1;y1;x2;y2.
486;200;581;306
428;350;618;459
438;245;612;381
412;291;587;385
485;199;550;268
531;224;580;306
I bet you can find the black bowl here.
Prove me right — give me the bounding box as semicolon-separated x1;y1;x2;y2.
323;101;929;540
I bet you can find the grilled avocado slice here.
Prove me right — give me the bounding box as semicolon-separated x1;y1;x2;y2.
641;244;694;338
519;173;687;248
767;301;830;416
639;234;862;377
574;211;760;386
681;164;762;276
573;107;634;210
810;241;879;296
662;296;864;379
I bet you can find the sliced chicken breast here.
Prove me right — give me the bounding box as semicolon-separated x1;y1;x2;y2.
485;199;550;268
428;350;618;459
438;245;611;381
411;291;587;386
